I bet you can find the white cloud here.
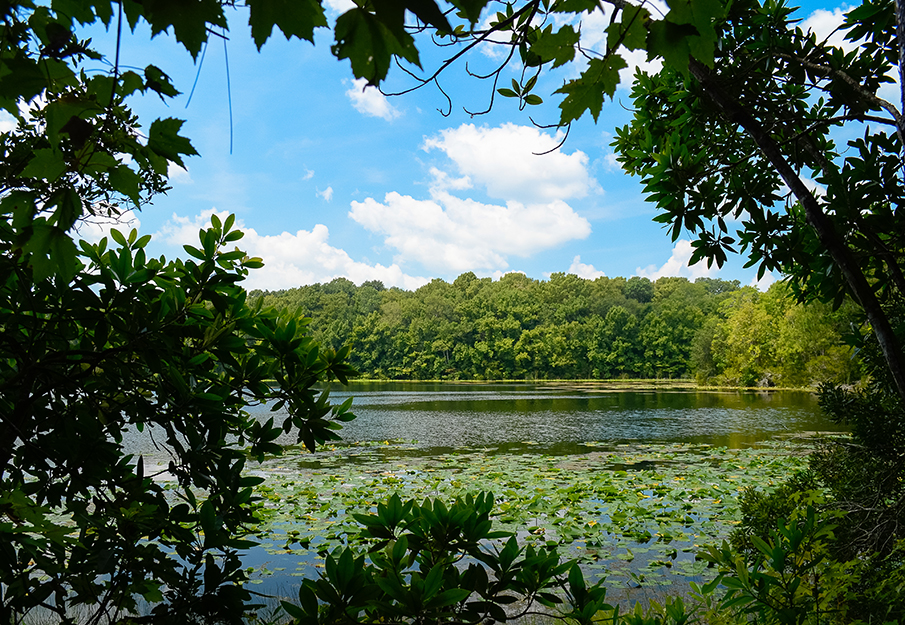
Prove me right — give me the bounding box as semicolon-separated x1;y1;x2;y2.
167;163;192;184
349;190;591;274
751;271;777;292
576;4;665;85
318;186;334;201
344;122;595;275
346;78;401;120
428;167;472;192
324;0;355;14
567;255;606;279
303;168;315;181
156;209;429;291
422;123;598;204
801;6;853;50
635;240;718;280
76;210;142;244
0;110;17;133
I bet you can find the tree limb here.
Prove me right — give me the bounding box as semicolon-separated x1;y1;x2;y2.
688;58;905;401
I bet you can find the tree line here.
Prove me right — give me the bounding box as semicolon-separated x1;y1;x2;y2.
251;273;860;387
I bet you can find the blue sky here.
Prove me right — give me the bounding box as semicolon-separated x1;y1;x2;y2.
47;1;886;291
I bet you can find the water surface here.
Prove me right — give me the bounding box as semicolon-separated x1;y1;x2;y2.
263;381;845;454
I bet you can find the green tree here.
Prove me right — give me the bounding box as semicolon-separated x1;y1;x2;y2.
0;2;361;621
0;216;356;623
612;0;905;398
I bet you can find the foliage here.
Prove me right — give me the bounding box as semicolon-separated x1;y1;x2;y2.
701;507;849;625
249;438;809;589
281;492;613;625
254;276;859;385
2;0;903;622
696;284;860;388
0;215;356;623
612;0;905;398
810;383;905;559
728;471;821;556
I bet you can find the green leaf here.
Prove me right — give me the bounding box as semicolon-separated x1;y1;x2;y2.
248;0;327;48
108;165;144;206
402;0;453;33
556;55;627;124
20;148;67;182
497;88;518;98
447;0;487;24
531;24;579;68
646;19;699;76
147;117;198;169
332;8;420;84
550;0;597;13
606;4;651;51
140;0;227;59
144;65;180;99
20;222;79;281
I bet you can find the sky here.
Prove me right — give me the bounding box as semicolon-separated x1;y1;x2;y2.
27;1;895;292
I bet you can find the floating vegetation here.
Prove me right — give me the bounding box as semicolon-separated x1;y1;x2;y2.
248;439;812;587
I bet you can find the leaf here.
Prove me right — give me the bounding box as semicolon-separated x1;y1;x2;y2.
332;8;421;84
140;0;227;59
402;0;453;33
147;117;198;169
20;148;67;182
556;55;627;124
248;0;327;48
108;165;144;206
144;65;180;99
531;24;579;68
550;0;597;13
20;222;79;281
606;4;651;51
646;18;700;76
447;0;487;24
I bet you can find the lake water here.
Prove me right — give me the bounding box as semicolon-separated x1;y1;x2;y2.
234;382;845;600
125;382;845;606
275;381;846;452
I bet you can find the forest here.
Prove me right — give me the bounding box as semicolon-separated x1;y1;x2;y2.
251;274;860;387
3;0;905;623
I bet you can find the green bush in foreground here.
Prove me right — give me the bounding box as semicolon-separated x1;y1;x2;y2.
0;217;356;624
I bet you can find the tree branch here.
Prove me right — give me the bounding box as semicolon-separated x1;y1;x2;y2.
688;58;905;401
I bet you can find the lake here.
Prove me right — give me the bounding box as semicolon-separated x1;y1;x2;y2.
239;382;845;601
277;381;846;451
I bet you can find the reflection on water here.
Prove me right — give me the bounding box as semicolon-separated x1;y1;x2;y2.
122;382;846;470
253;382;845;454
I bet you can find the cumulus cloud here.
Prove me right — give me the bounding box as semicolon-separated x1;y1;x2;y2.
635;240;718;280
303;168;315;181
347;123;595;275
350;191;591;274
751;271;777;292
422;123;598;204
567;255;606;279
801;6;853;50
167;163;192;184
346;78;401;120
0;110;17;133
317;186;334;201
156;209;429;291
